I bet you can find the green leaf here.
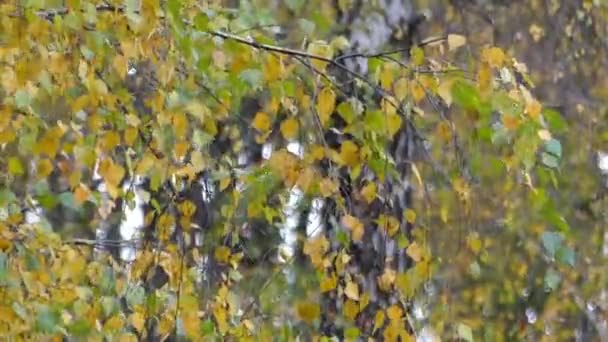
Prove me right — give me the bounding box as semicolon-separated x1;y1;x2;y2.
544;138;562;158
201;319;215;335
36;193;58;210
543;108;568;134
239;69;264;90
541;231;563;257
541;152;559;169
0;189;17;207
80;46;95;60
336;229;349;246
337;102;355;124
491;91;522;117
364;110;385;133
451;80;480;111
469;261;481;278
11;302;28;321
286;0;305;12
457;323;474;342
298;19;315;36
556;246;575;267
344;327;360;339
167;0;182;20
544;268;561;292
35;306;60;333
102;296;119;317
64;12;82;30
126;284;146;308
100;266;117;295
58;192;77;209
68;319;92;337
14;89;32;109
0;253;8;284
25;251;40;271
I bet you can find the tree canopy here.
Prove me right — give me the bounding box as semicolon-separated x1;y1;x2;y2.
0;0;607;341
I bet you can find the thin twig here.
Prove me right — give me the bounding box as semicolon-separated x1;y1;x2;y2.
334;36;447;63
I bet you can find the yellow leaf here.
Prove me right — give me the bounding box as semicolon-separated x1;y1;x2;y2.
360;291;370;311
529;24;545;42
124;127;138;145
296;167;316;193
378;268;396;292
214;306;229;334
174;141;189;159
112;54;128;78
219;176;231;191
344;280;360;300
319;178;338;197
404;209;416;223
172;112;188;138
179;200;197;218
339;140;359;167
411;46;424;66
320;273;338;292
437;78;454;107
310;145;326;161
252;112;272;133
386;112;402;137
280;117;299;140
382;97;397;118
37;158;54;178
98;158;125;189
181;310;201;339
378;214;400;236
295;301;320;324
360;182;377;204
130;312;145;333
411;82;426;103
502;114;520;130
0;306;17;322
477;64;493;93
104;315;124;332
34;128;63;157
447;34;467;51
343;300;359;320
406;242;423;262
526;99;542;120
380;64;396;90
74;184;90;205
373;310;385;334
0;130;16;145
386;305;403;321
342;215;364;241
157;214;175;242
307;41;333;71
393;78;409;102
215;246;231;264
440;206;449;223
481;47;506;68
316;87;336;127
100;131;121;152
91;78;108;96
264;54;284;82
303;235;330;269
467;233;483;254
118;333;139;342
185;101;210;122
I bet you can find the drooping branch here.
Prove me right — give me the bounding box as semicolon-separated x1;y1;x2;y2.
15;4;459;125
